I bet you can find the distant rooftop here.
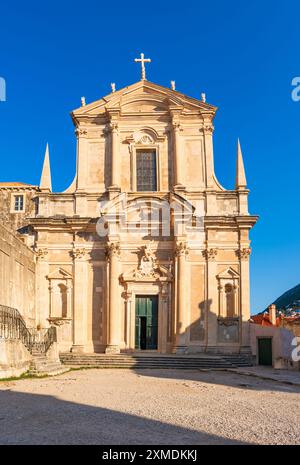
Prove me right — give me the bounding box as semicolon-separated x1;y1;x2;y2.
0;182;38;188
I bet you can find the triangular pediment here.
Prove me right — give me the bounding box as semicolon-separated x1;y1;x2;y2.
72;80;217;119
217;267;240;280
47;268;73;280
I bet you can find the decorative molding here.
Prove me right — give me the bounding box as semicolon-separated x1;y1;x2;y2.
202;248;218;261
135;133;154;145
47;317;71;327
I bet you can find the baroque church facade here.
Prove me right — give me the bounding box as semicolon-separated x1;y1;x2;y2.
8;58;257;354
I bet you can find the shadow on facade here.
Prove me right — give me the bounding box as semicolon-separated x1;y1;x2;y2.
0;390;250;445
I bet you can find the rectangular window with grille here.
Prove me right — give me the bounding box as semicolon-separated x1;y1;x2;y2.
136;150;157;191
14;194;24;211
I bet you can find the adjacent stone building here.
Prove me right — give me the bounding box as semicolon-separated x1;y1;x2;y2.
1;60;258;354
0;223;36;326
0;182;38;233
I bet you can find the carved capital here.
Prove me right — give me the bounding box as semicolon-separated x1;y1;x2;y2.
106;242;121;259
236;248;251;260
202;123;214;135
71;248;86;260
160;283;169;301
202;248;218;261
122;290;133;301
75;128;88;138
36;248;48;260
172;121;182;132
175;242;189;257
110;121;119;133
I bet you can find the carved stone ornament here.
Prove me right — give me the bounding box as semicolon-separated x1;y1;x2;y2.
202;248;218;261
36;248;48;260
175;242;189;257
106;242;121;259
72;248;86;260
137;133;154;145
134;243;158;278
75;128;88;137
236;248;251;260
203;123;214;135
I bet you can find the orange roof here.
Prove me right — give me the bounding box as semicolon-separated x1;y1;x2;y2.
251;313;281;327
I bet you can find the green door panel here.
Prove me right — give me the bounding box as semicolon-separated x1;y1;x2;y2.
258;338;272;366
135;295;158;350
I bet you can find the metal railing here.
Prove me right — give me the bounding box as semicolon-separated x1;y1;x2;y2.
0;305;56;354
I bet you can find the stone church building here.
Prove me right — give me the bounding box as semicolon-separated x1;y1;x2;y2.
1;59;258;355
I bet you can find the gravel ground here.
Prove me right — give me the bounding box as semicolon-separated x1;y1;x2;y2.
0;368;299;445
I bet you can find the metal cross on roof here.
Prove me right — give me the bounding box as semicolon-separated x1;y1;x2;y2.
134;53;151;80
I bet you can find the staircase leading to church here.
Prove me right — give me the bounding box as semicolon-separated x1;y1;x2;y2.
0;305;68;377
60;352;253;369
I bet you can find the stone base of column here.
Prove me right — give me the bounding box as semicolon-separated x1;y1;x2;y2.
71;344;85;354
108;185;121;200
105;345;120;354
174;345;188;355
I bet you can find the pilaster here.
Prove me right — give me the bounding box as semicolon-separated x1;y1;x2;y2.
35;248;50;328
71;247;88;353
203;247;218;348
75;127;88;191
174;241;189;353
105;241;121;354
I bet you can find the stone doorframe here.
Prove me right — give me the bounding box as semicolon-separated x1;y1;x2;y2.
121;279;170;353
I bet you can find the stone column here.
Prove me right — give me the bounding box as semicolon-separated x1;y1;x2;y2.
203;248;218;350
175;242;189;353
172;121;185;188
71;248;88;353
106;242;121;353
35;248;50;328
109;121;121;191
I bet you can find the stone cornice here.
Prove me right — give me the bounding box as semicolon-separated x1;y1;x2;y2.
204;215;258;229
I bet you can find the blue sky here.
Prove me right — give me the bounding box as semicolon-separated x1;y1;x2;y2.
0;0;299;312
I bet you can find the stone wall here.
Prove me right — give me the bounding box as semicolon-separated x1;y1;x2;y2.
0;186;38;232
0;223;36;326
0;339;32;378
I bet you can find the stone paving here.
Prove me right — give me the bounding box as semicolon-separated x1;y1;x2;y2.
0;368;299;445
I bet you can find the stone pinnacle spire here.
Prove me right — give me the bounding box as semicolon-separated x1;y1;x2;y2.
40;143;52;192
235;138;247;190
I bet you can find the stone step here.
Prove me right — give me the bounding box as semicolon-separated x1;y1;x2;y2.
59;352;253;369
